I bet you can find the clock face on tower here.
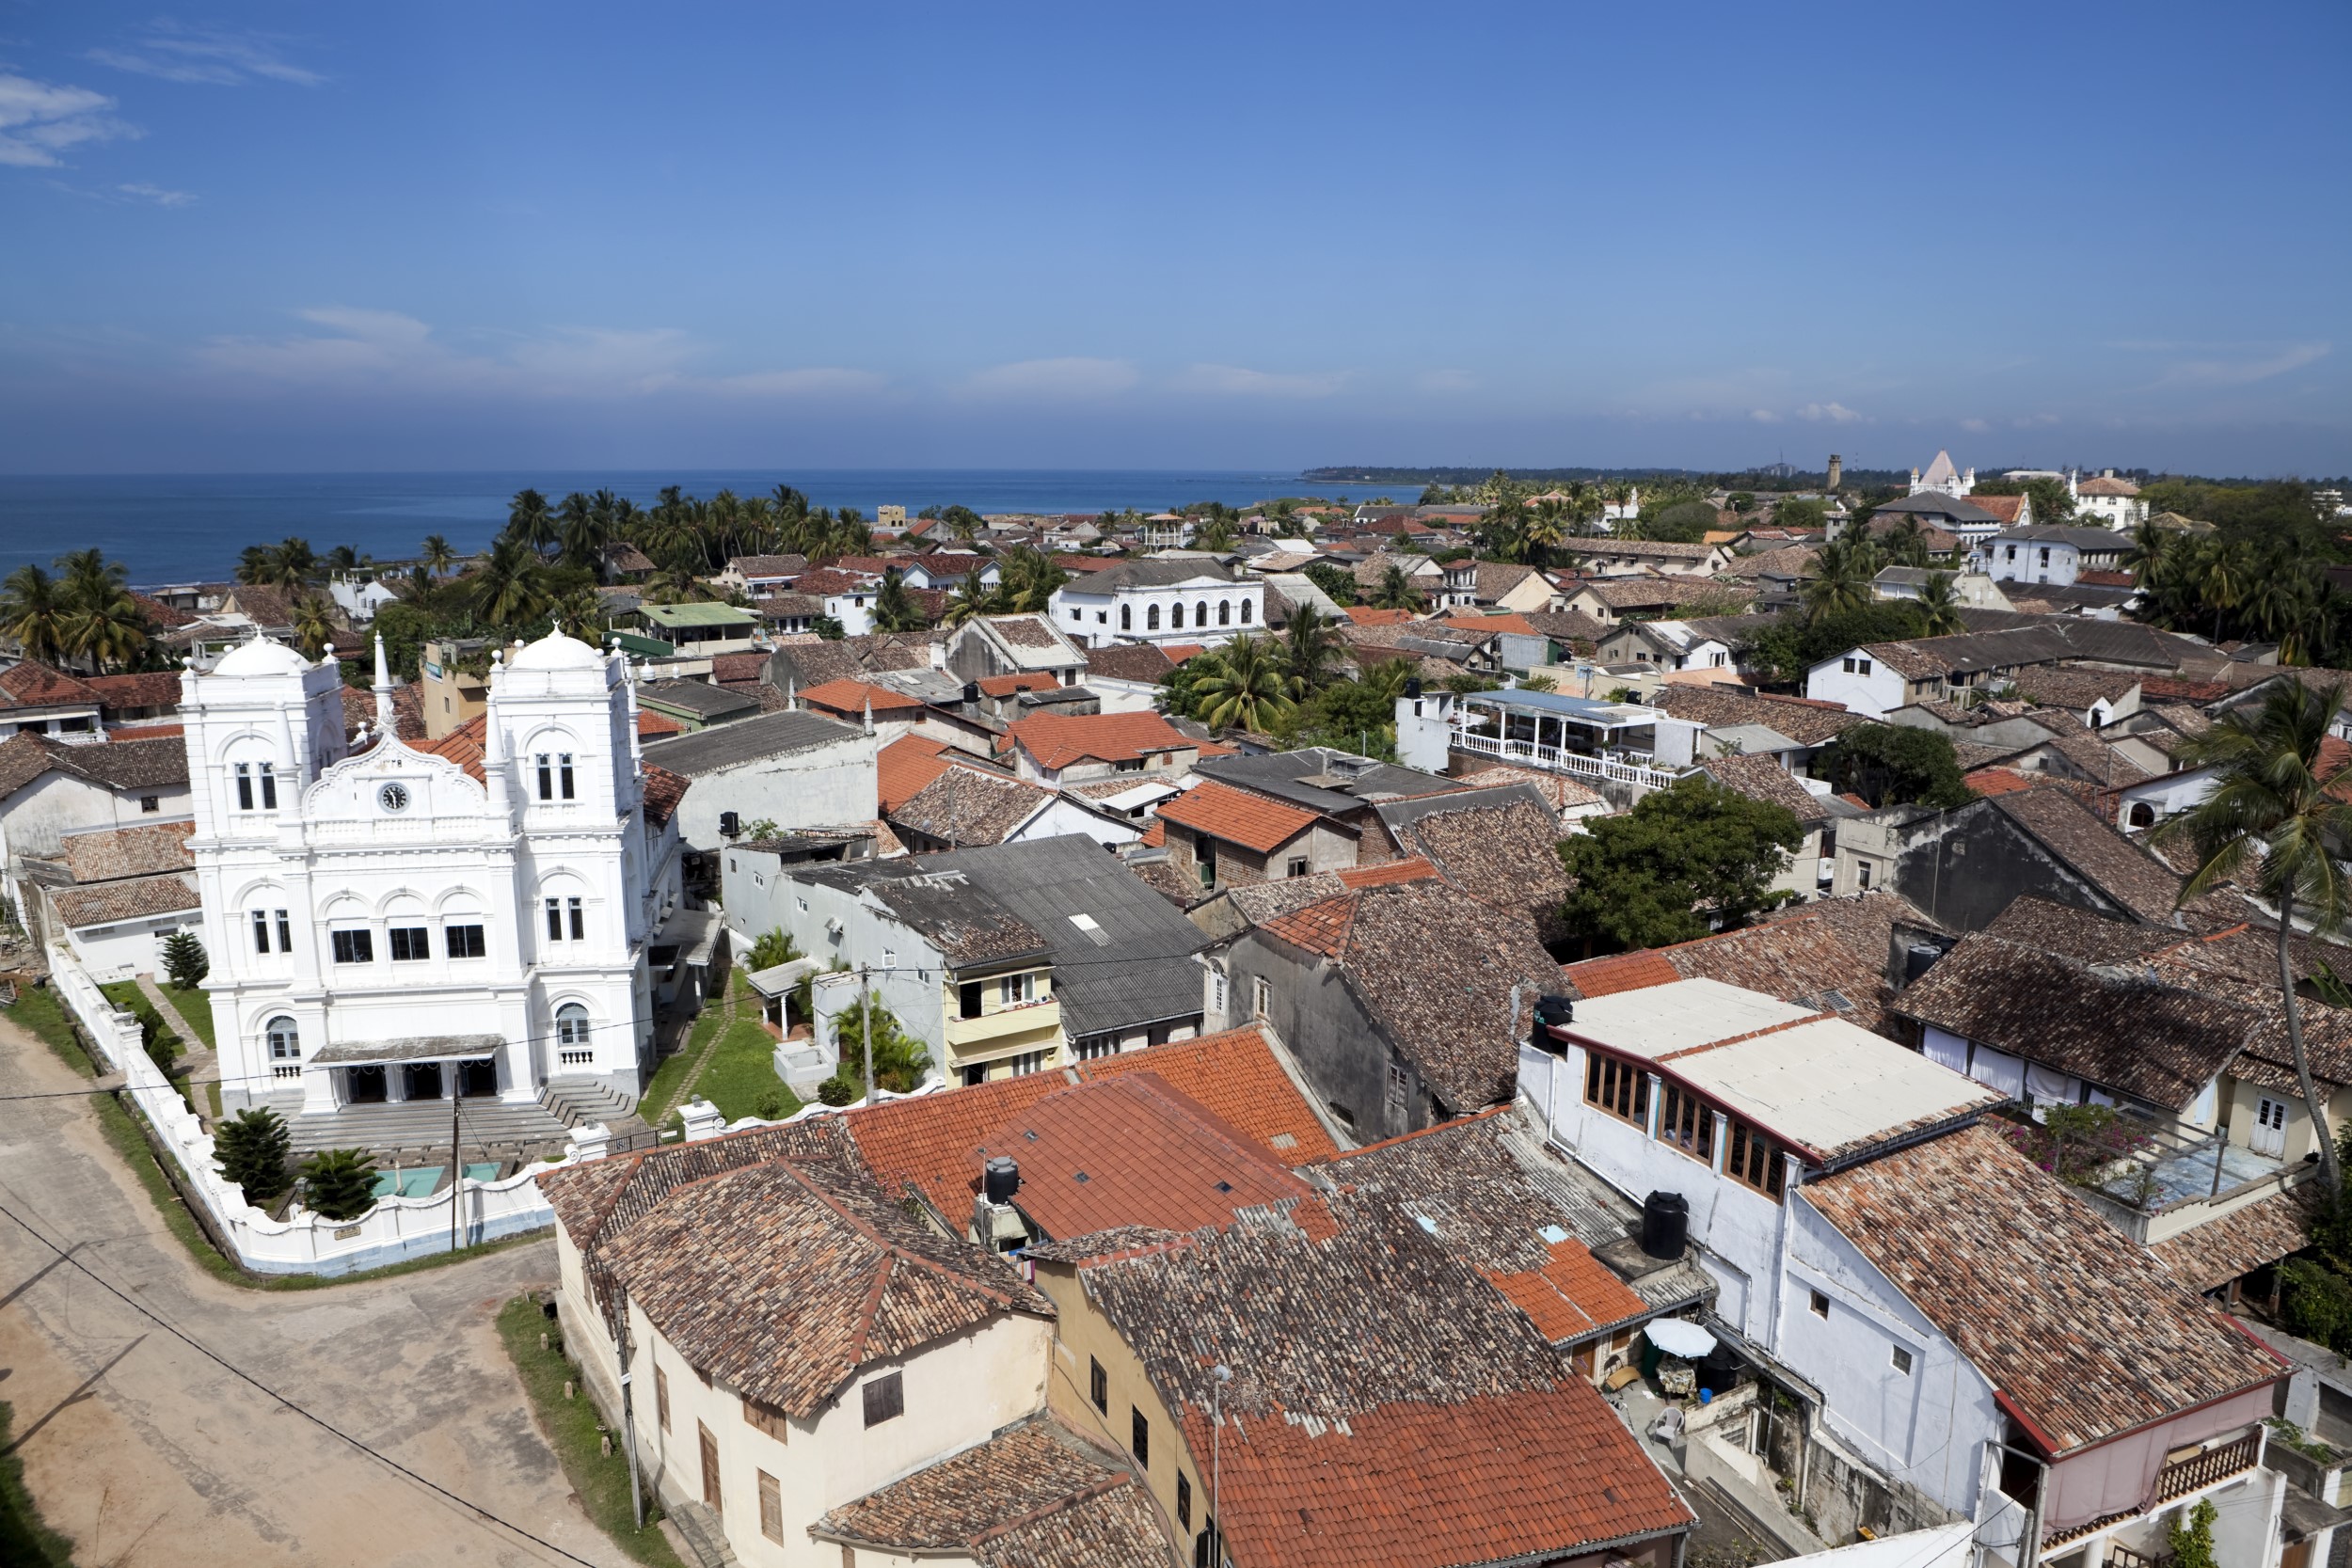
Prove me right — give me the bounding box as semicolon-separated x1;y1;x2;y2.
378;782;410;813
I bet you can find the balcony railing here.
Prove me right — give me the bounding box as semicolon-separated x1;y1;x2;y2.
2154;1430;2260;1503
1452;729;1684;786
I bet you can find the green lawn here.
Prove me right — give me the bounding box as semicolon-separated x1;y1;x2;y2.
0;1402;76;1566
637;1003;723;1124
163;983;216;1051
496;1297;685;1568
696;1019;800;1122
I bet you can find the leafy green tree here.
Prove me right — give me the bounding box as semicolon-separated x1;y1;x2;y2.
1727;491;1756;515
1774;498;1828;532
1975;476;2074;526
1746;601;1928;687
298;1148;379;1221
832;992;929;1094
504;488;558;557
746;927;802;972
1802;535;1885;623
214;1108;294;1206
939;504;985;545
2162;677;2352;1193
162;929;208;989
871;569;926;632
812;615;846;641
1644;499;1723;543
1191;635;1296;732
290;594;337;660
469;538;553;626
995;546;1068;612
1303;561;1359;607
2167;1499;2218;1568
1817;723;1972;809
1280;603;1343;698
1557;775;1804;950
555;491;612;574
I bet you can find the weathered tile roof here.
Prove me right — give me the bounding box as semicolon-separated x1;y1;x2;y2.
1261;881;1559;1114
0;733;188;800
725;553;808;578
82;671;184;712
1700;752;1835;827
47;871;199;927
57;820;195;883
1803;1123;2280;1456
600;1156;1050;1418
2027;725;2153;788
2151;1186;2319;1292
888;767;1051;847
1564;892;1939;1034
877;735;961;812
1375;785;1570;922
2010;665;2142;709
1074;1195;1692;1568
844;1024;1341;1219
1006;711;1194;770
814;1416;1169;1567
640;764;689;829
1894;930;2258;1111
1580;577;1750;610
977;1072;1312;1241
1993;787;2183;922
1651;683;1867;746
1080;642;1175;684
1156;778;1320;853
1335;855;1438;888
985;612;1071;648
1456;763;1608;813
0;661;104;711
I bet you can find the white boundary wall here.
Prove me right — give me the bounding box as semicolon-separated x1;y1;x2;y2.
47;942;574;1276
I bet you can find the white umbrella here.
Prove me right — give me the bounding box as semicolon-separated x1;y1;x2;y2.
1644;1318;1717;1359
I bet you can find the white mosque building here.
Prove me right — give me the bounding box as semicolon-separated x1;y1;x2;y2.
186;628;686;1134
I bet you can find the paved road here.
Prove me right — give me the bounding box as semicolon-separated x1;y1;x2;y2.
0;1011;632;1568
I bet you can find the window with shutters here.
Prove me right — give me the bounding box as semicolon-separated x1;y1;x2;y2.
743;1394;790;1442
1582;1051;1649;1128
656;1367;670;1431
758;1471;784;1543
863;1370;903;1427
1725;1117;1788;1201
1090;1357;1107;1413
1657;1082;1716;1164
698;1421;722;1513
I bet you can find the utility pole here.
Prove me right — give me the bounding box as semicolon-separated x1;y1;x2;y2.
1211;1363;1232;1568
449;1065;462;1254
617;1286;645;1529
860;963;873;1104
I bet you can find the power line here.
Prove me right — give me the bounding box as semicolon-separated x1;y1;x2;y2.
0;1194;609;1568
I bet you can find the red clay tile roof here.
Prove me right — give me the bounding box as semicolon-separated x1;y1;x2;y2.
878;735;960;812
2150;1186;2318;1292
1334;856;1437;889
601;1156;1050;1418
48;871;200;927
1344;606;1417;626
889;767;1052;846
57;820;195;882
1970;494;2027;524
1155;778;1320;854
1259;893;1361;957
1481;1238;1652;1345
641;764;689;828
81;671;184;711
1438;610;1538;636
1006;711;1194;770
1803;1123;2280;1457
977;1072;1311;1240
1964;766;2042;797
1563;949;1681;997
0;661;103;711
814;1417;1168;1567
977;672;1057;697
844;1025;1339;1218
636;708;683;737
800;677;928;716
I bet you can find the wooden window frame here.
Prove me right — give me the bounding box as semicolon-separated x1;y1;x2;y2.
1582;1050;1650;1129
757;1470;784;1544
698;1420;722;1513
1725;1117;1788;1201
1657;1081;1716;1165
656;1366;670;1431
862;1370;903;1428
742;1392;789;1443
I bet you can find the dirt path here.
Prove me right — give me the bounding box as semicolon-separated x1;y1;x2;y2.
0;1011;631;1568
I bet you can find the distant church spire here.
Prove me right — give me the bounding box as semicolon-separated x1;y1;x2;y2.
372;632;395;736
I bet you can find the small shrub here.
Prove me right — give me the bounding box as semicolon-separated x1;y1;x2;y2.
147;1027;183;1071
755;1088;788;1119
161;928;209;989
2280;1259;2352;1352
299;1148;379;1221
215;1107;294;1205
816;1075;855;1107
745;927;801;972
2169;1498;2217;1568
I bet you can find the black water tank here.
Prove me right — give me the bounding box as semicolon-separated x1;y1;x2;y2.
1642;1191;1690;1259
720;810;740;838
1697;1344;1743;1396
1404;677;1422;699
982;1155;1020;1204
962;681;980;705
1903;940;1948;985
1534;994;1576;1030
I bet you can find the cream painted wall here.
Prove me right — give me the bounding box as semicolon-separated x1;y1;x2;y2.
1031;1260;1200;1554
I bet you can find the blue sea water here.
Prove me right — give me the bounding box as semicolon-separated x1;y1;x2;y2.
0;469;1381;585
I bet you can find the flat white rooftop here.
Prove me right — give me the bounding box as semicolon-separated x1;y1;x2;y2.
1561;977;2001;1162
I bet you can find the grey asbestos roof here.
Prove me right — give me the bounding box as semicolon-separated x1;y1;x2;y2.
1070;559;1237;591
637;678;761;721
1869;492;2003;525
1195;748;1464;816
640;708;866;775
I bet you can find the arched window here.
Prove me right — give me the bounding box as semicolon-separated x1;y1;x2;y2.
1147;604;1161;631
1217;600;1231;626
1239;598;1253;625
1170;602;1184;629
556;1004;592;1063
2127;801;2156;831
265;1016;299;1060
1120;603;1132;630
1196;600;1209;626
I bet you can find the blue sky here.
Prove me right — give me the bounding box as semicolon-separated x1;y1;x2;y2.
2;3;2346;477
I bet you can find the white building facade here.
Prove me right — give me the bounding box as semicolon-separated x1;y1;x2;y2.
1047;562;1265;650
188;632;682;1120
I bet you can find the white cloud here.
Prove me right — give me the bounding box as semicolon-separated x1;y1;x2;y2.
1749;408;1781;424
88;25;324;87
115;181;194;206
1796;402;1866;424
0;71;136;166
963;356;1139;398
1171;363;1351;399
1960;417;1991;434
2155;342;2329;388
199;307;876;402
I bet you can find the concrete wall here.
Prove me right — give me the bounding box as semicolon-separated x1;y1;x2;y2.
662;732;880;853
1805;658;1913;720
1889;800;2128;933
627;1297;1052;1568
1220;931;1434;1141
1031;1258;1200;1556
1160;819;1352;893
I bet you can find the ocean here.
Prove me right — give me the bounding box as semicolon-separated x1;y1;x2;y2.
0;468;1381;586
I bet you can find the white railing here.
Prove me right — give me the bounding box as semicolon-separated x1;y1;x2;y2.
43;945;581;1276
1453;729;1685;786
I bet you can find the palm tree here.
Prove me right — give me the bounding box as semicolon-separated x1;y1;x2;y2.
551;586;603;643
1369;563;1424;612
644;562;712;605
2122;519;2172;582
0;564;72;664
556;492;612;576
469;538;552;626
2162;678;2352;1194
1526;499;1571;568
1915;572;1964;637
325;544;361;575
1280;602;1342;699
1191;635;1295;733
2199;539;2251;641
505;489;558;558
420;535;457;579
289;594;336;660
996;547;1068;613
942;574;1004;626
871;569;926;633
1802;536;1883;623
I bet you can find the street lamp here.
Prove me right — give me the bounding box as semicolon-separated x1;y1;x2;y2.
1210;1364;1232;1568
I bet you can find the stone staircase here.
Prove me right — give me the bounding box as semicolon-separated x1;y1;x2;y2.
666;1500;739;1567
275;1095;573;1162
538;1077;637;1128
